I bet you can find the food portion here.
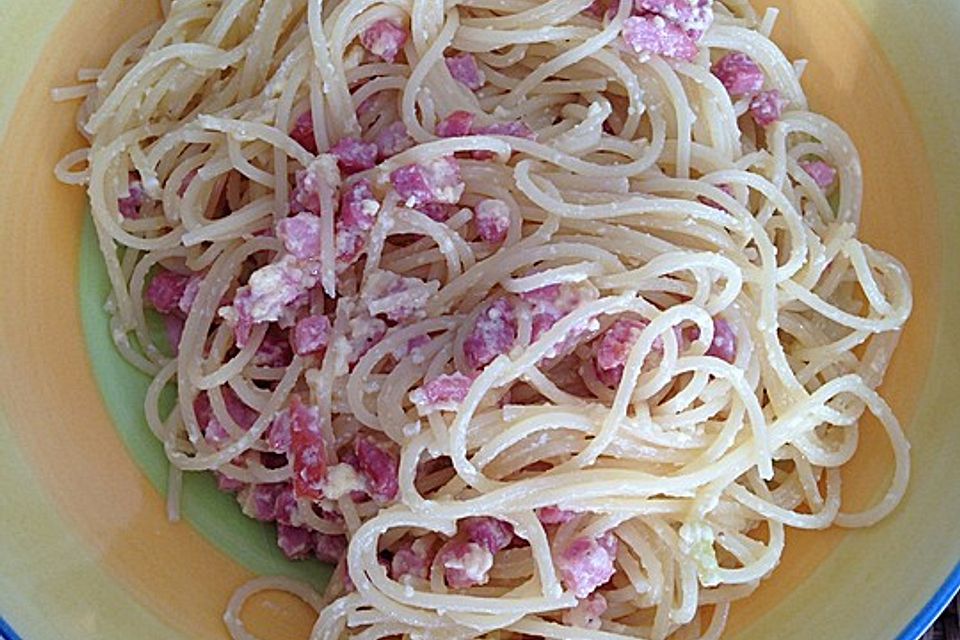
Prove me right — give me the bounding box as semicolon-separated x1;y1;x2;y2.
57;0;913;638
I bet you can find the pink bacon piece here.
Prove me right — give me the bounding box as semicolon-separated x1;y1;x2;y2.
594;318;660;386
749;90;788;127
557;535;618;599
118;173;146;219
289;396;327;500
292;314;332;356
635;0;715;36
215;472;245;494
146;269;192;314
360;19;408;63
355;437;399;504
389;156;465;207
391;538;436;580
238;483;286;522
252;330;293;368
277;212;323;260
622;16;700;61
336;178;381;264
462;517;514;553
563;592;608;630
220;255;316;348
316;533;349;564
440;541;494;589
290;111;318;154
469;120;536;160
409;372;474;413
686;317;737;363
711;52;765;96
375;121;415;161
474;198;510;243
291;155;341;215
445;53;486;91
800;160;838;191
436;110;476;138
274;483;298;526
537;506;577;525
464;297;518;369
330;136;378;175
277;524;316;559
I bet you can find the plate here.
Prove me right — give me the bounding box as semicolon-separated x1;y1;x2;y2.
0;1;958;638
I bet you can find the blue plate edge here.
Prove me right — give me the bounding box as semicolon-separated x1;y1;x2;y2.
897;561;960;639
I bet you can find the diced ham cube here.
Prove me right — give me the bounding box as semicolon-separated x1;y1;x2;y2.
622;15;699;61
330;137;378;175
146;269;191;314
277;524;315;559
706;317;736;362
749;90;787;127
563;592;608;630
463;298;518;369
445;53;486;91
253;330;294;368
292;314;331;356
474;199;510;243
469;120;536;160
355;437;399;504
291;155;341;215
391;538;435;580
339;179;380;232
362;270;440;322
266;409;293;452
390;156;465;207
711;52;765;96
635;0;714;36
583;0;607;18
218;256;315;348
118;173;146;219
277;212;323;260
436;110;476;138
557;536;617;599
523;283;598;342
375;121;415;160
685;317;737;363
289;396;328;500
336;179;381;263
238;483;285;522
345;310;388;363
315;533;349;564
800;160;838;191
595;318;657;386
409;372;474;413
416;203;454;222
290;110;318;154
597;531;618;557
360;19;408;63
537;506;577;525
274;483;298;526
215;471;246;493
441;541;494;589
462;517;514;553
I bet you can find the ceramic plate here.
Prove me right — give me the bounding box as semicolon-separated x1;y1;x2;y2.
1;1;958;638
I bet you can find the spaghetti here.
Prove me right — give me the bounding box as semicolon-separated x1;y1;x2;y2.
57;0;913;638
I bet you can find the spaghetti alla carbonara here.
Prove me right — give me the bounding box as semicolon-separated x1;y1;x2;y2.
55;0;913;637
